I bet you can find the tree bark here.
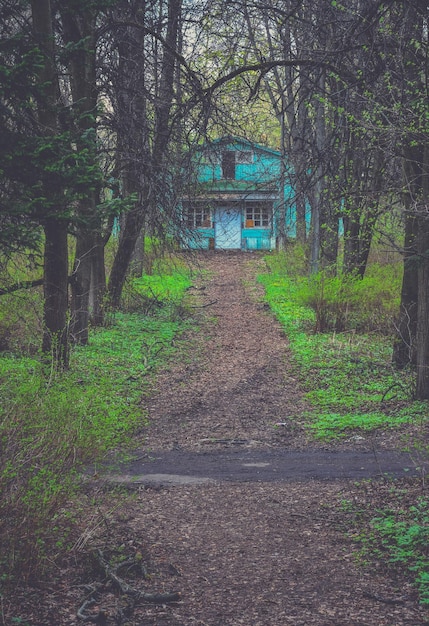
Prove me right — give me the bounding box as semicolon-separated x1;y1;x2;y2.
392;209;418;368
60;5;105;342
107;2;149;308
108;0;181;307
415;138;429;398
42;218;69;366
416;211;429;398
31;0;69;367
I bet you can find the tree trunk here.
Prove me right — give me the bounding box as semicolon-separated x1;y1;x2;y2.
108;204;146;308
392;210;418;368
343;203;378;278
61;6;104;342
416;212;429;398
31;0;69;367
108;0;181;306
309;71;327;274
70;230;91;345
415;137;429;398
42;218;69;367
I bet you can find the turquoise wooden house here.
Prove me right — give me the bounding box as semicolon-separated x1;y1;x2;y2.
181;137;295;250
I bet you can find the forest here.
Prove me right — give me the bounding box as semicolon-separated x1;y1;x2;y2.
1;0;429;621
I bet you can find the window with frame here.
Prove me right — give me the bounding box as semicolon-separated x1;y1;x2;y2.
221;149;254;179
184;206;211;228
245;205;270;228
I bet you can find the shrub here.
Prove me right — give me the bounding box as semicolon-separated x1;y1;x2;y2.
294;271;355;332
294;264;401;334
259;253;424;441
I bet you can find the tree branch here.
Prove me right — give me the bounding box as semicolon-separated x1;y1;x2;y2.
0;278;43;296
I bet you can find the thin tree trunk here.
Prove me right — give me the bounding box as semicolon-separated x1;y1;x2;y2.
61;6;104;342
42;218;69;366
416;212;429;398
108;204;146;308
415;139;429;398
393;210;418;368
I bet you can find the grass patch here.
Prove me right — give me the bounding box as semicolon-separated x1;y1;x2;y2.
369;498;429;604
259;253;428;441
348;484;429;607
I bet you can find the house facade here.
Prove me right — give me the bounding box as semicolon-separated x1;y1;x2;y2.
182;137;295;251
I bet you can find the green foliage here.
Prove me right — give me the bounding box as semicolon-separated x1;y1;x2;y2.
0;255;44;353
0;288;43;354
260;252;427;441
121;260;192;316
290;263;401;334
364;499;429;604
0;266;193;578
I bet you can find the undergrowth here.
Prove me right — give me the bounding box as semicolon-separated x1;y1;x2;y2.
0;266;193;580
370;497;429;604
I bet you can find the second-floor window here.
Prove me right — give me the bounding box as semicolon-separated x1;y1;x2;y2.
221;150;235;179
221;149;254;180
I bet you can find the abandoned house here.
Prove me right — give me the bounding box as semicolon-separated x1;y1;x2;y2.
181;137;296;251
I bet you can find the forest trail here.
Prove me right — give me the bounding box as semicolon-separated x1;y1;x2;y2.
97;251;429;625
109;250;422;486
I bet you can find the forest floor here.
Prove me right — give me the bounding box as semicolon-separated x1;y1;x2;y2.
10;251;429;625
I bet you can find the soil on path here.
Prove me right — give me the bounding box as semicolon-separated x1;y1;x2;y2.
108;250;425;486
141;250;309;453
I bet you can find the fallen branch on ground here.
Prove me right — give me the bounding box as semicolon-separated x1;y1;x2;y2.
77;550;181;624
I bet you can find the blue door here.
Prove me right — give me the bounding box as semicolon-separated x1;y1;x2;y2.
214;208;242;249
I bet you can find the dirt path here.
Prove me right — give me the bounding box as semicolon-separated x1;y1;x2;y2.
95;252;428;625
141;250;309;453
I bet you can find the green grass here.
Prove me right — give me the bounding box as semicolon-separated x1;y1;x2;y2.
351;493;429;606
370;499;429;604
259;255;428;440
